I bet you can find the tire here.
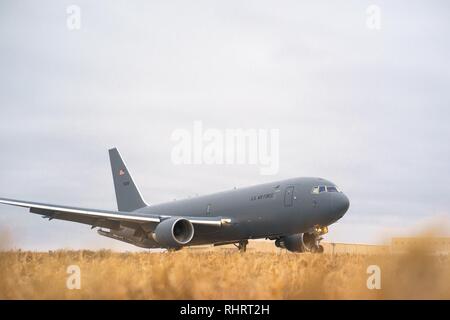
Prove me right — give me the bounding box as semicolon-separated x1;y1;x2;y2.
311;244;324;254
317;245;324;254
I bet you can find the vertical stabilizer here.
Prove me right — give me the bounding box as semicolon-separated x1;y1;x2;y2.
109;148;147;212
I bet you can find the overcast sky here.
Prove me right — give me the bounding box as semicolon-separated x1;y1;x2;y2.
0;0;449;250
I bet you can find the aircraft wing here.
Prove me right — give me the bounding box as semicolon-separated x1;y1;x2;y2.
0;198;230;230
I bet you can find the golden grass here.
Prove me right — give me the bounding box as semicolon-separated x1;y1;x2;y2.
0;248;449;300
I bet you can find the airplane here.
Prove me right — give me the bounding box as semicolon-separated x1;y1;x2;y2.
0;148;349;253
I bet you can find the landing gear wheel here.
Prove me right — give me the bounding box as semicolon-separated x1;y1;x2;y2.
311;244;324;254
236;240;248;252
317;245;324;254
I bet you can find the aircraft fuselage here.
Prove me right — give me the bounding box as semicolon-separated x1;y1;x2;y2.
134;177;349;248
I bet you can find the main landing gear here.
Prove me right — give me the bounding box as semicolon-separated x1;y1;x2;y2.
234;240;248;252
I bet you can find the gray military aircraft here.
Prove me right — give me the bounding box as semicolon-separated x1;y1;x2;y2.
0;148;349;252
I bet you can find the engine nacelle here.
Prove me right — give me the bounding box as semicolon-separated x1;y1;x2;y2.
153;218;194;249
275;233;317;253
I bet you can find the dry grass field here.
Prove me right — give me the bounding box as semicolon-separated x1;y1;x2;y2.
1;242;449;300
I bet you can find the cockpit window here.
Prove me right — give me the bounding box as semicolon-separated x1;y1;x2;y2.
326;186;338;192
311;185;342;194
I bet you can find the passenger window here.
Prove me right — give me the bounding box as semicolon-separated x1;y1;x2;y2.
311;187;319;194
327;186;338;192
206;204;212;216
319;186;326;193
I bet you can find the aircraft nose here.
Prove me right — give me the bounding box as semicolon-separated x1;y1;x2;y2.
336;194;350;218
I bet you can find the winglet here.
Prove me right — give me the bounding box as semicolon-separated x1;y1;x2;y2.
109;148;148;212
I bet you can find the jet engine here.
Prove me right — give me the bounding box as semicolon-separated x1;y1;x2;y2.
275;233;323;253
153;218;194;249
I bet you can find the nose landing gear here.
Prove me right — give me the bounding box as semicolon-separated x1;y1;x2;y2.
310;225;328;254
311;244;324;253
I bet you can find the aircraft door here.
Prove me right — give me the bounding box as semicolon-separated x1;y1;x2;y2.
284;186;294;207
